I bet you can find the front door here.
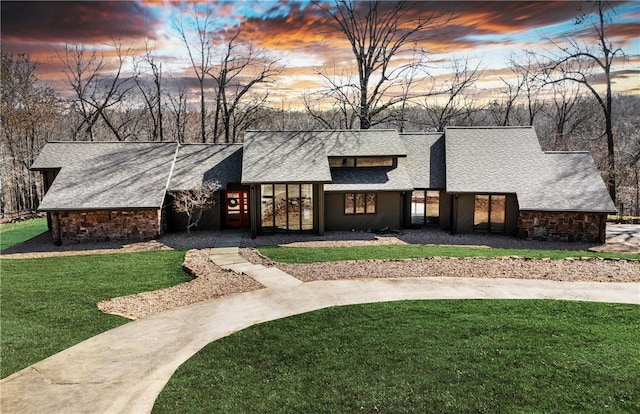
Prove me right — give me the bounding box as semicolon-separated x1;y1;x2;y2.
225;191;249;228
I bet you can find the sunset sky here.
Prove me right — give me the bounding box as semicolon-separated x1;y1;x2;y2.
2;0;639;109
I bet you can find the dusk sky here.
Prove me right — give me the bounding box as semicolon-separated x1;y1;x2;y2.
2;0;639;109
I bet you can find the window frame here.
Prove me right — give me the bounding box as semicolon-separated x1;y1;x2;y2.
329;157;395;168
473;194;506;234
260;183;314;232
344;192;377;215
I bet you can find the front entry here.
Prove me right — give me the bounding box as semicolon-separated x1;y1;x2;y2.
225;191;249;228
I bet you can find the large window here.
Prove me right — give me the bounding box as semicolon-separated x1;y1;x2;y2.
345;193;376;215
474;194;506;233
261;184;313;232
411;190;440;225
329;157;394;168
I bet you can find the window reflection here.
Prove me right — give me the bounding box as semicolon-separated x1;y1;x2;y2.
261;184;313;232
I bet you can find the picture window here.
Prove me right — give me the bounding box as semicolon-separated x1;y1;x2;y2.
344;192;376;215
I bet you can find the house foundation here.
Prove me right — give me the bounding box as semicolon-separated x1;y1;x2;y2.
518;211;607;243
51;209;162;244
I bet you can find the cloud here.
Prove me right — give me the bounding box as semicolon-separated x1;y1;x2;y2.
1;1;161;44
214;1;613;67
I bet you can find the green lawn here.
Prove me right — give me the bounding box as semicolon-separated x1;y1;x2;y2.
258;244;640;263
0;250;191;378
154;300;640;413
0;217;48;251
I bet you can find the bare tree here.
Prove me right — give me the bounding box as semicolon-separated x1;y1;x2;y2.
171;180;220;233
58;41;136;141
167;82;188;143
302;64;360;129
133;42;164;141
510;55;545;126
422;57;483;131
315;0;447;129
1;53;59;215
545;82;591;150
536;0;624;203
174;6;216;143
208;31;282;143
487;69;524;127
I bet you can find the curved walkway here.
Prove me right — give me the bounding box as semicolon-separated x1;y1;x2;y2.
2;272;638;414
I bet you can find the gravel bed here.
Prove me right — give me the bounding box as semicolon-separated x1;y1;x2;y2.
241;228;604;251
278;257;640;283
240;248;640;283
97;249;263;319
1;231;222;259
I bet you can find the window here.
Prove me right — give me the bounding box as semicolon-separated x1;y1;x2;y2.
345;192;376;215
329;158;355;167
411;190;439;225
329;157;394;168
474;194;506;233
261;184;314;232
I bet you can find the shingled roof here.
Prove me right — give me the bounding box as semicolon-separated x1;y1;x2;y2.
444;126;616;213
519;151;617;212
32;127;615;215
169;144;242;191
32;142;178;210
401;132;445;189
242;131;332;184
325;157;414;192
241;130;407;184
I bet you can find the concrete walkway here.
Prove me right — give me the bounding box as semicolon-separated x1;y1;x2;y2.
2;245;639;414
210;246;302;289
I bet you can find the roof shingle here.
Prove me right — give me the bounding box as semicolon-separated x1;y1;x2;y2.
444;126;615;213
401;132;445;189
241;130;406;184
33;142;178;210
169;144;242;191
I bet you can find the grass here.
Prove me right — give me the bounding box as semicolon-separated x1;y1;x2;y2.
0;217;48;251
154;300;640;413
257;244;640;263
0;250;191;378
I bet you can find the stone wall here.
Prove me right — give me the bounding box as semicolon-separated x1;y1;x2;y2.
518;211;606;243
51;209;162;244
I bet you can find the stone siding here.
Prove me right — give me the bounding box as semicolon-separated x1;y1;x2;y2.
51;209;162;244
518;211;606;243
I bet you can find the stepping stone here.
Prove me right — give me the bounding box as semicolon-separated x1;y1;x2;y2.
243;266;302;289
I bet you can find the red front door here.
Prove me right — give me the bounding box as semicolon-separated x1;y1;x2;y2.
225;191;249;228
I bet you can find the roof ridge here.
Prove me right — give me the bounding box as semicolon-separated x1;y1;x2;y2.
545;150;590;154
178;143;243;146
444;126;534;130
44;141;179;144
245;129;398;132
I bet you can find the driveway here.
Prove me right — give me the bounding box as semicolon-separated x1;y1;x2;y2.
1;276;638;414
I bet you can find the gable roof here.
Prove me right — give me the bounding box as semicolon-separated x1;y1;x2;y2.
242;131;332;184
241;130;407;184
401;132;445;189
33;142;178;210
519;151;617;212
169;144;242;191
445;126;542;194
444;126;616;213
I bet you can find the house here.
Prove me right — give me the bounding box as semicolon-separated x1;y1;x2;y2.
31;126;616;244
31;142;178;244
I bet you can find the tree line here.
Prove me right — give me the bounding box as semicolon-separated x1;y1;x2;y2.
1;0;638;217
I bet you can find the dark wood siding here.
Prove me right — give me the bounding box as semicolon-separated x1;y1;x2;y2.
324;191;403;231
